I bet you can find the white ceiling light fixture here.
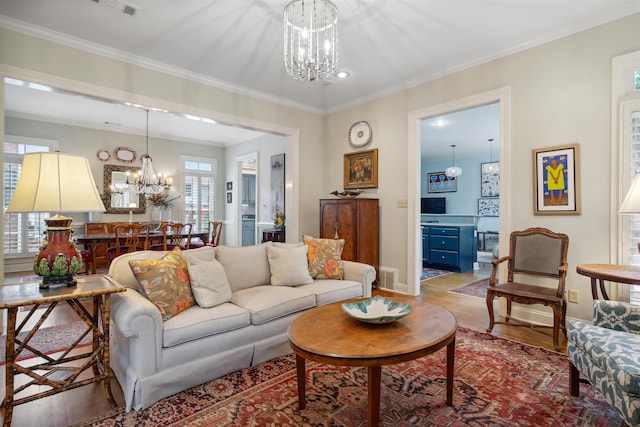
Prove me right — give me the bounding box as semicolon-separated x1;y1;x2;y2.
486;138;499;173
445;144;462;178
284;0;339;82
134;110;163;197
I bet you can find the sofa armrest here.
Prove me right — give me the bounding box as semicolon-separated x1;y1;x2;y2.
593;299;640;334
111;288;164;376
342;260;375;298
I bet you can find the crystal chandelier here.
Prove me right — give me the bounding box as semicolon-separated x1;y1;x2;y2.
284;0;339;82
135;110;162;197
445;144;462;178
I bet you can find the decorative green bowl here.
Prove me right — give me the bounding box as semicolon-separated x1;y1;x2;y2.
341;296;412;324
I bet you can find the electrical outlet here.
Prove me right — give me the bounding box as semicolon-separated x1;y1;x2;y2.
396;199;408;208
568;289;579;303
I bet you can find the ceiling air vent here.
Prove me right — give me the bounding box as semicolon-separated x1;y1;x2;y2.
90;0;137;17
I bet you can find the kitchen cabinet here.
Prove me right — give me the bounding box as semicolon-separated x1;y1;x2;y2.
319;198;379;279
422;224;476;273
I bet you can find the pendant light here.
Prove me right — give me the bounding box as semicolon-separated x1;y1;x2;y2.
445;144;462;178
135;109;162;197
485;138;499;173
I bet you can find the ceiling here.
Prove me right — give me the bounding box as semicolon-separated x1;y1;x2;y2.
1;0;639;157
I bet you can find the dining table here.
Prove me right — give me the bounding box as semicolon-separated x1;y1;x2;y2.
75;229;209;274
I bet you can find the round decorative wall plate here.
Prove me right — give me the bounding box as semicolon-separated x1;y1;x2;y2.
348;121;372;148
114;146;137;163
96;149;110;161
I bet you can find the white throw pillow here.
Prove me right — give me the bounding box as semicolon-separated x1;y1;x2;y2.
266;245;313;287
187;257;232;308
215;242;273;292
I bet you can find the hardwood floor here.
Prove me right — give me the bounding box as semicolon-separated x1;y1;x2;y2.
1;267;567;426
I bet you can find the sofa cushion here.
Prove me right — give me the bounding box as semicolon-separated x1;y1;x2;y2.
266;245;313;287
215;242;272;292
128;247;195;321
299;279;363;306
569;321;640;396
187;257;232;308
231;285;316;325
162;302;251;348
303;235;345;280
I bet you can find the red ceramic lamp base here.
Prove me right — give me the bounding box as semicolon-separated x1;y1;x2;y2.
34;214;82;289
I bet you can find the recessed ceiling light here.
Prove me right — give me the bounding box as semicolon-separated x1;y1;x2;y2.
432;119;448;127
336;71;350;79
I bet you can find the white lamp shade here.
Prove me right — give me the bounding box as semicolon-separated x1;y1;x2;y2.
7;152;105;213
619;173;640;214
445;166;462;177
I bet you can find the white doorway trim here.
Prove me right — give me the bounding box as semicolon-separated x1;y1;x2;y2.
407;87;512;296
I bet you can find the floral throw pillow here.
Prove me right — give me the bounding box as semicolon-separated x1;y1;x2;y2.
128;247;195;321
303;235;345;280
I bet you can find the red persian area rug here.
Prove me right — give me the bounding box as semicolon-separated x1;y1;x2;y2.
0;320;92;364
449;278;492;299
79;327;626;427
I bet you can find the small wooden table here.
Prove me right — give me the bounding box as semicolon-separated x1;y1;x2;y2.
576;264;640;300
288;296;457;427
0;274;125;426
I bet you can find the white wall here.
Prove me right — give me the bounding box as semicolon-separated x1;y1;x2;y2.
325;13;640;321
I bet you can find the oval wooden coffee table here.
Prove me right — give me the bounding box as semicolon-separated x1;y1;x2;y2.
288;295;457;427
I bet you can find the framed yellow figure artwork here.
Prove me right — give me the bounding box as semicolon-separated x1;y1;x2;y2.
344;149;378;189
532;144;581;215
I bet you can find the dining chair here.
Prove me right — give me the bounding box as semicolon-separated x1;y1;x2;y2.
208;221;223;247
150;222;192;251
485;227;569;351
106;223;151;261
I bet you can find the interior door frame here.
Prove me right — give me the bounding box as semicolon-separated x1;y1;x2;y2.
236;152;258;246
407;87;512;296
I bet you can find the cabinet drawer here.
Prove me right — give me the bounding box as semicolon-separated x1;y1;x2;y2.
430;249;458;266
429;235;458;251
430;227;458;237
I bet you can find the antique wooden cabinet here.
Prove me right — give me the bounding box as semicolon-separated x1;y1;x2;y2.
319;198;379;279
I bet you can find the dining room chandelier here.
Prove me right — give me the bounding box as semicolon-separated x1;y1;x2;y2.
135;109;162;197
284;0;339;82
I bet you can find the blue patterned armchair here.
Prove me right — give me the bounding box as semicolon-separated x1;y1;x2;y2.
568;299;640;425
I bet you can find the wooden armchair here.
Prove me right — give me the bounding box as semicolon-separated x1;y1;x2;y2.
106;224;151;261
486;227;569;351
150;222;192;251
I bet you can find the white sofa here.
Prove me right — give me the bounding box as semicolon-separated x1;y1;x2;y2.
108;243;375;412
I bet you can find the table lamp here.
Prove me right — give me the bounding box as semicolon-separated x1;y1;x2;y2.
6;152;105;288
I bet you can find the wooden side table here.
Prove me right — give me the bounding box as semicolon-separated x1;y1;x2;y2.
576;264;640;300
0;274;125;426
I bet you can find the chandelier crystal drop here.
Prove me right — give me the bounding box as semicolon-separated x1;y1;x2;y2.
445;144;462;178
135;110;162;197
284;0;339;82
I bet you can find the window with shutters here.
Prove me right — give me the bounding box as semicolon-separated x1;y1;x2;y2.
3;137;54;258
181;157;216;231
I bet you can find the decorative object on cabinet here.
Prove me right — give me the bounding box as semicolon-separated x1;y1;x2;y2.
427;171;457;193
478;198;499;216
262;228;285;243
6;152;105;288
344;149;378;189
330;189;362;198
97;149;111;161
103;164;145;214
226;192;232;203
271;153;285;220
481;162;500;197
348;121;372;148
114;146;137;163
533;143;581;215
320;198;379;280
